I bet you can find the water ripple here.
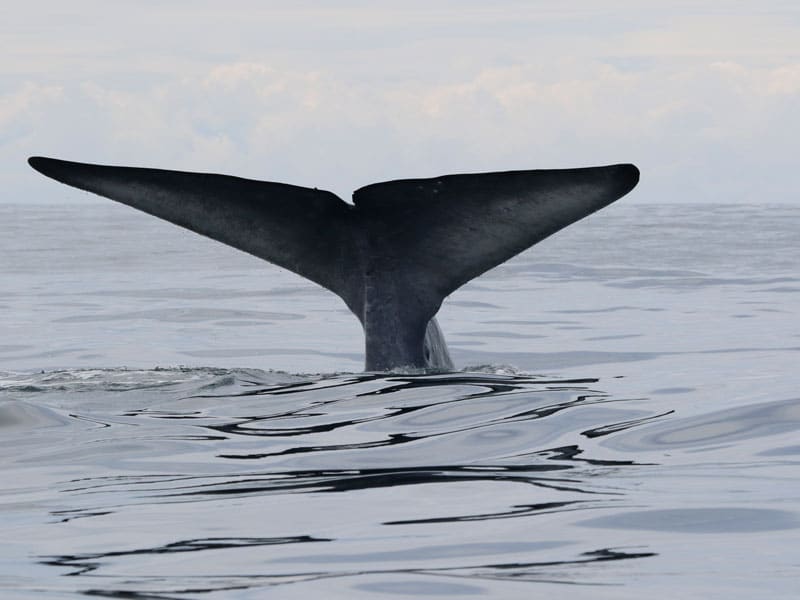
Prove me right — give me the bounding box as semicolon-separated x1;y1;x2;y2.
0;366;796;597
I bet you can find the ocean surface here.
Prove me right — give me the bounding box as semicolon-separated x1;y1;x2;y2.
1;202;798;599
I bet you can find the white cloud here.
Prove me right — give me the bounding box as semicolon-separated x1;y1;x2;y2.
0;83;63;141
3;2;800;203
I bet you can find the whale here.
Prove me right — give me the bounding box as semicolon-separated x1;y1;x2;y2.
28;156;639;371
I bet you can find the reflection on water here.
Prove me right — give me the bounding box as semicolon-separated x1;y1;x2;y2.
0;368;665;597
2;367;798;598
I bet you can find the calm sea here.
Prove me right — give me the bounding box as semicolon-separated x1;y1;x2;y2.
1;202;798;598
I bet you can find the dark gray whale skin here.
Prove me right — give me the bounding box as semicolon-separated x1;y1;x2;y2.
28;156;639;371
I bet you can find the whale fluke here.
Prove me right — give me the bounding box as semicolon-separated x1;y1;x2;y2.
27;157;363;312
28;156;639;371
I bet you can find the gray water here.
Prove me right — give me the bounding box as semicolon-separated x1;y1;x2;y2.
1;203;798;598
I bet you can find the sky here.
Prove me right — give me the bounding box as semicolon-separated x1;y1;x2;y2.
2;1;799;204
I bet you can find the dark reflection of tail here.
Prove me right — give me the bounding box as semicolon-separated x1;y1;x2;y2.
42;542;657;597
36;370;671;595
42;536;330;576
151;464;604;498
199;373;655;461
43;538;656;589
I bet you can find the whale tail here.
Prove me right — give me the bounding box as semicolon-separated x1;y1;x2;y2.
28;156;639;371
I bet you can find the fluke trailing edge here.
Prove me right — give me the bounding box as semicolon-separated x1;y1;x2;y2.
28;156;639;371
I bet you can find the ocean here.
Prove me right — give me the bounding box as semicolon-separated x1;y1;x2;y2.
1;202;798;598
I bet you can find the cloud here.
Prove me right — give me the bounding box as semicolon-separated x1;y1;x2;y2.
0;83;64;144
4;1;800;204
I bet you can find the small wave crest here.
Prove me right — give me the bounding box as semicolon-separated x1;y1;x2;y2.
0;366;301;394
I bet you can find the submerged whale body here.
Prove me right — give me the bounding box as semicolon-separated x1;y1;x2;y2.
28;156;639;371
